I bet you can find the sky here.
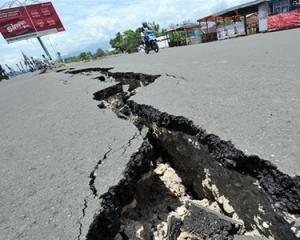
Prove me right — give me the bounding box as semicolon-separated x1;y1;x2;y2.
0;0;250;70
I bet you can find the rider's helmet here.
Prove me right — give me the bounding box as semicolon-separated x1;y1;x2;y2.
142;20;147;28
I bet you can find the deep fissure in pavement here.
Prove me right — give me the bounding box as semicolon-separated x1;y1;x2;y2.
67;68;300;239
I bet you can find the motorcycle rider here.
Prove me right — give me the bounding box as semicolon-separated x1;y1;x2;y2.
141;21;151;48
0;64;9;80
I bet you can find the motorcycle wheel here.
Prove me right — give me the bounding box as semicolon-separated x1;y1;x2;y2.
153;42;159;52
1;73;8;80
145;48;149;54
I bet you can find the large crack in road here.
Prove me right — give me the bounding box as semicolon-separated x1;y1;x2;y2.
64;67;300;240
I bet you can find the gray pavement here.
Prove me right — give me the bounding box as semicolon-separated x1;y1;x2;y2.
0;72;142;239
0;28;299;239
87;28;300;176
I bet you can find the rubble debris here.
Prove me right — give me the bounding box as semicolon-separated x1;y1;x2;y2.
167;213;182;240
233;235;268;240
86;141;154;240
182;200;243;239
127;102;299;239
119;162;185;239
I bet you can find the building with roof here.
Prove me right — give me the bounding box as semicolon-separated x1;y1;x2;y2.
167;0;300;46
166;23;206;47
198;0;300;39
198;0;270;41
267;0;300;29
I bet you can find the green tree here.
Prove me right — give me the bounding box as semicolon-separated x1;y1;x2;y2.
169;19;191;30
109;32;125;53
21;51;34;71
78;52;93;61
181;19;190;26
16;63;21;72
94;48;106;58
5;64;17;75
169;23;177;29
122;29;141;53
161;28;168;35
110;28;141;53
88;51;93;59
215;20;234;27
148;21;160;33
64;56;80;63
19;61;25;72
169;31;185;42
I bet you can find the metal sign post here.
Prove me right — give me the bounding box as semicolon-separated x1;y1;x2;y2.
37;36;52;60
0;0;41;9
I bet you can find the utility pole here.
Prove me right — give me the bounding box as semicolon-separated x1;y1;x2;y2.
37;36;52;60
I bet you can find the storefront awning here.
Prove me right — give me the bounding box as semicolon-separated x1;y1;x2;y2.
197;15;234;22
212;0;270;18
167;23;206;33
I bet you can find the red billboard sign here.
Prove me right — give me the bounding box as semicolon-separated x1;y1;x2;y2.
268;9;300;29
0;2;65;43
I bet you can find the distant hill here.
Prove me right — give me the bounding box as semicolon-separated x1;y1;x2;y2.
62;42;111;58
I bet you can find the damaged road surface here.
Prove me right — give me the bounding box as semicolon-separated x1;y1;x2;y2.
1;29;300;240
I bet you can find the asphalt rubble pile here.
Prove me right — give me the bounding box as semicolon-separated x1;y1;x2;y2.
65;68;300;240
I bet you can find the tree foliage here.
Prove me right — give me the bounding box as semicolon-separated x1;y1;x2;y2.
110;28;142;53
64;56;80;63
181;19;190;26
94;48;106;58
215;20;234;27
109;21;186;52
109;32;125;53
148;21;160;32
109;21;172;53
62;47;106;63
169;19;191;29
168;19;193;42
160;28;168;36
78;52;93;61
169;31;185;42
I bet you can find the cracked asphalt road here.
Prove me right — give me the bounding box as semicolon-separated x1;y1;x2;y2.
90;29;300;176
0;73;143;239
0;28;299;239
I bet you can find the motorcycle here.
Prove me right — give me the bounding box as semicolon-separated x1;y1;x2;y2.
36;61;50;74
0;70;9;81
144;30;159;54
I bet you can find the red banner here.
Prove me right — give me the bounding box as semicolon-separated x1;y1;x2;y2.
268;9;300;29
26;2;65;34
0;2;65;43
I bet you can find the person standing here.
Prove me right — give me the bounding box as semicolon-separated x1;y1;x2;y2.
42;54;50;67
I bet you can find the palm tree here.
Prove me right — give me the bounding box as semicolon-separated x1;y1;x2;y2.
148;21;160;32
5;64;16;75
181;19;190;26
16;64;21;72
20;61;26;71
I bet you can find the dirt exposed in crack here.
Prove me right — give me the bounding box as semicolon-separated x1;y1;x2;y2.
126;101;300;239
66;68;300;239
118;162;246;240
86;140;155;240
